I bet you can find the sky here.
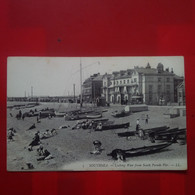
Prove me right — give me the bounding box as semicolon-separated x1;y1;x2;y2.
7;56;185;97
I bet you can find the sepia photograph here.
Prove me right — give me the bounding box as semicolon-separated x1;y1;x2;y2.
7;56;187;171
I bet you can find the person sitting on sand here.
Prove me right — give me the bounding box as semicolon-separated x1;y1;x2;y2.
8;130;14;141
96;122;102;130
51;128;57;135
81;121;87;129
45;129;50;136
9;127;16;133
88;121;94;129
90;140;103;154
37;145;44;156
26;163;34;169
40;129;51;139
37;149;53;161
107;149;126;161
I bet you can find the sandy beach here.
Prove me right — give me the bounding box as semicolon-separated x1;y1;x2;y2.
7;102;187;171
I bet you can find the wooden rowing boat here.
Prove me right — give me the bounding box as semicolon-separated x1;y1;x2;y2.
117;126;169;138
86;114;102;119
95;122;130;131
117;131;136;137
111;111;130;118
148;128;186;143
107;141;173;160
67;112;102;120
55;111;66;117
144;126;169;134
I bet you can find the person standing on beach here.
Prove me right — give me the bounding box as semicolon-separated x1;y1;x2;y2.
136;119;140;131
22;114;25;120
145;115;149;124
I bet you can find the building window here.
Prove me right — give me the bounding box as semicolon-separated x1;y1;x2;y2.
158;85;162;95
166;85;170;90
117;81;118;85
127;79;129;83
134;78;137;82
124;80;126;84
167;77;170;82
149;85;153;92
166;91;170;102
104;82;106;86
120;80;122;84
158;77;161;82
149;94;153;103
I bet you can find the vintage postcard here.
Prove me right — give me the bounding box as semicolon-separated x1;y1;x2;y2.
7;56;187;171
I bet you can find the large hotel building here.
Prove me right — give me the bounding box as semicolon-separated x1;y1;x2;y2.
102;63;183;105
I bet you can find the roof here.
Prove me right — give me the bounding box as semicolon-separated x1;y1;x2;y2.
174;75;184;80
93;75;104;81
134;67;175;76
83;77;93;84
83;73;103;84
102;74;112;79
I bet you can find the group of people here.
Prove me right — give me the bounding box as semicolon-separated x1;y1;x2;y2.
7;127;16;141
39;128;57;139
72;120;97;130
27;131;53;167
36;144;53;161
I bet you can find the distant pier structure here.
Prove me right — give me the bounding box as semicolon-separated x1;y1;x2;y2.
7;96;79;103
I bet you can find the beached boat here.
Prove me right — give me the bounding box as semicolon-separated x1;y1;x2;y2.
92;118;109;123
117;126;169;138
155;128;185;136
111;110;130;118
107;141;173;160
71;118;111;130
39;110;56;118
55;111;66;117
86;113;102;119
67;112;102;120
111;105;131;118
177;134;187;145
95;122;130;131
144;126;169;134
24;111;39;117
117;131;136;137
154;128;186;139
149;128;186;143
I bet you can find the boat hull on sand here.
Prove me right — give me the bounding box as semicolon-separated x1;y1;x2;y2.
107;142;173;160
96;122;130;131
